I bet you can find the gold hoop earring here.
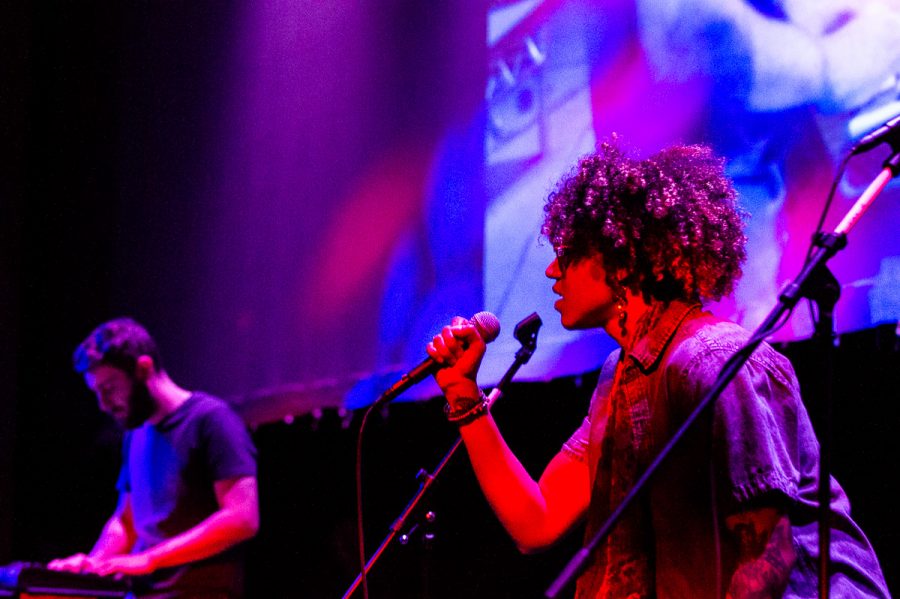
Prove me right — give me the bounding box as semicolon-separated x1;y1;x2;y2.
616;295;628;338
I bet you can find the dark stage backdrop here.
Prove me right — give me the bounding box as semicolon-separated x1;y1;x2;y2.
0;0;28;564
6;0;900;595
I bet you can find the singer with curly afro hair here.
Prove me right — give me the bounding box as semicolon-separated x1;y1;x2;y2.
427;137;888;598
542;138;747;306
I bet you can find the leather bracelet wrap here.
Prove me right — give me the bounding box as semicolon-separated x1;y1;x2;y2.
444;390;489;426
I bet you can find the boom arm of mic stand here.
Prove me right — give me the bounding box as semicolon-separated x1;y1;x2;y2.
341;314;542;599
545;149;900;598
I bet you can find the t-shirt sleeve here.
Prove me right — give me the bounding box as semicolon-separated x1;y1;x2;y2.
678;341;803;514
201;402;258;482
561;415;591;462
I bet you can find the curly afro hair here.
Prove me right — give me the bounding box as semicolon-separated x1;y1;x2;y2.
542;138;747;305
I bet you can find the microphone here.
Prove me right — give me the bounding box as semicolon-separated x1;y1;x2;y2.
373;312;501;407
851;114;900;155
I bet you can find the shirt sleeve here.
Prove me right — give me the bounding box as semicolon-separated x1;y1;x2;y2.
678;337;803;514
201;402;258;482
561;415;591;462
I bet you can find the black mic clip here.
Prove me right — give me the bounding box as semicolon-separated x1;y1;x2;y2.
852;114;900;155
486;312;542;408
513;312;542;361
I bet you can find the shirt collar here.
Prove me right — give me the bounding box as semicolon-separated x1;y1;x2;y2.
626;300;701;371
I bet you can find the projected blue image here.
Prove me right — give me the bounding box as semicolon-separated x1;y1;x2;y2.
472;0;900;390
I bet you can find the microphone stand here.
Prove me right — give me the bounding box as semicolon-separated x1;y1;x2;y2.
546;146;900;599
806;255;840;599
341;313;542;599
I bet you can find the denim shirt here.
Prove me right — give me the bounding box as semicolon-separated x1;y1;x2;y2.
563;301;888;598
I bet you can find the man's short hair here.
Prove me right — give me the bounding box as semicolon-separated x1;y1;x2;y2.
542;137;747;304
73;317;163;375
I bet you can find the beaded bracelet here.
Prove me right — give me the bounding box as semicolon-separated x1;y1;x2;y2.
444;391;489;426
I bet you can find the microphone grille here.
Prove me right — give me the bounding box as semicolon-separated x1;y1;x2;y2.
471;311;501;343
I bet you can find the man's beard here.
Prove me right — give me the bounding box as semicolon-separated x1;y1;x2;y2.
124;380;156;429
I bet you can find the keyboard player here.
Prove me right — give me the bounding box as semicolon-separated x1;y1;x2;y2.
47;319;259;599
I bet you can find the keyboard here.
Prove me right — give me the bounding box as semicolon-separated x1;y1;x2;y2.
0;561;130;598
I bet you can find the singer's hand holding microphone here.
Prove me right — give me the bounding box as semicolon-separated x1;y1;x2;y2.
426;312;500;410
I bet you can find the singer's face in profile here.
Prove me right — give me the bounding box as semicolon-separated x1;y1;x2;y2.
546;250;618;331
